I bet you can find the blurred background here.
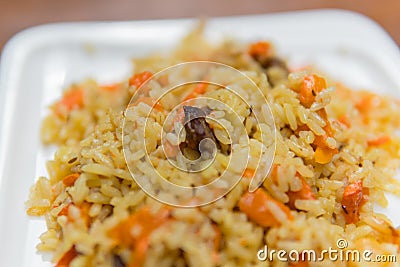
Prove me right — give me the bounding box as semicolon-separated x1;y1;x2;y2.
1;0;399;50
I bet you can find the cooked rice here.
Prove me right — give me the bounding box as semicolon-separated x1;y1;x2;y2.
26;25;400;267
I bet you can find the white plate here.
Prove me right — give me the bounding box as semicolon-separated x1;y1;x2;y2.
1;9;400;267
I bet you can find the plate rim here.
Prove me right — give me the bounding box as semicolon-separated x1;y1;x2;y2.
1;8;400;266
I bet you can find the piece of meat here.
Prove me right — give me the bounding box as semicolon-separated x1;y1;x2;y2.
180;106;218;154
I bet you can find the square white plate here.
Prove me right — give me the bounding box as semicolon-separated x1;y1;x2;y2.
1;9;400;267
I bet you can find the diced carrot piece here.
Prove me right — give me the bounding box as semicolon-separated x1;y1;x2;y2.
268;164;279;184
243;168;255;178
341;180;364;224
58;204;71;216
184;82;208;101
338;114;351;128
299;75;326;108
287;175;316;209
62;173;80;187
314;146;336;164
355;92;381;113
60;89;84;109
367;135;390;146
296;122;338;164
269;165;316;209
312;109;338;164
54;88;84;116
109;207;170;267
312;134;325;149
239;189;293;227
128;71;153;89
248;41;271;58
55;246;78;267
131;97;163;112
129;237;148;267
194;82;208;94
157;74;169;87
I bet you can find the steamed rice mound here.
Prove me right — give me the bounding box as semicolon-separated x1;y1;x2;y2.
26;26;400;267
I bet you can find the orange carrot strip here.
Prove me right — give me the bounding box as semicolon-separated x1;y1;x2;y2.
248;41;271;58
270;165;316;209
297;121;337;165
341;180;364;224
313;133;328;149
239;189;293;227
367;135;390;146
299;74;326;108
56;246;78;267
286;175;316;210
268;164;280;184
109;207;170;267
62;173;80;187
129;71;153;88
313;109;338;164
